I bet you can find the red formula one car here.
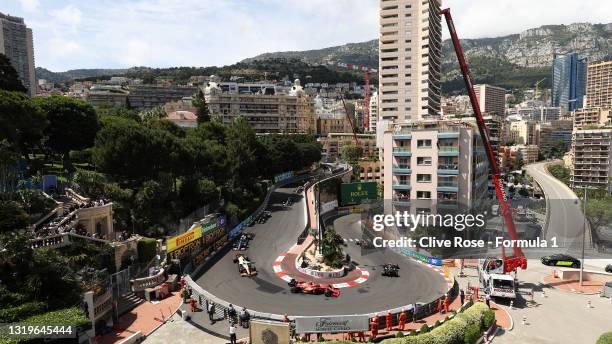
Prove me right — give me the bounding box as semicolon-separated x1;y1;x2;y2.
288;279;340;297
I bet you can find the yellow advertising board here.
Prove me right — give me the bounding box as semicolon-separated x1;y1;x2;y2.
166;226;202;253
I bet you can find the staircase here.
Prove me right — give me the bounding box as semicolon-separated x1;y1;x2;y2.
117;292;144;316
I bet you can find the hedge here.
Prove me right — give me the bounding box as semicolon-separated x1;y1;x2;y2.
380;302;491;344
0;302;48;323
0;307;89;344
137;236;158;264
597;332;612;344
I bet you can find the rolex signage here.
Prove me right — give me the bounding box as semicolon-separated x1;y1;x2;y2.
340;182;378;206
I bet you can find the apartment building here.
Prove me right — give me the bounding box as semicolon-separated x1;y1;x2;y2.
369;91;379;133
474;84;506;116
499;145;538;170
319;133;377;162
378;0;442;122
536;120;573;151
382;119;488;212
128;85;198;110
571;128;612;191
205;81;315;134
0;12;35;96
483;114;504;157
86;86;129;107
507;120;537;145
573;108;611;128
551;52;587;111
586;60;612;108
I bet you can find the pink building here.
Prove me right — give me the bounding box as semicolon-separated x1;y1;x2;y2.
382;119;489;213
166;110;198;128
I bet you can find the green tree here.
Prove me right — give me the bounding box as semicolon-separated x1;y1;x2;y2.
0;90;47;162
0;201;28;233
340;144;363;163
96;106;139;122
138;106;166;124
225;117;261;189
586;198;612;240
0;53;27;93
93;119;156;182
192;89;210;124
148;119;186;138
31;96;99;172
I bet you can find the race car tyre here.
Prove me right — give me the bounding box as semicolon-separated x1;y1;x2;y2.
290;286;301;293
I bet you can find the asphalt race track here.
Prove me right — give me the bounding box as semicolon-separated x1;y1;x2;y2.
195;186;448;316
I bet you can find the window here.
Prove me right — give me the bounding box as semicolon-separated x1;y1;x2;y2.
416;191;431;199
417;157;432;166
417;174;432;183
417;139;432;148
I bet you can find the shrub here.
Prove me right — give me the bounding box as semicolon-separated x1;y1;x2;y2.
0;302;48;323
396;331;405;338
380;302;490;344
464;323;481;344
483;309;495;330
137;236;158;263
597;332;612;344
434;320;441;327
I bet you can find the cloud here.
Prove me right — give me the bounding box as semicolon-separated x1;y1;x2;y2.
18;0;39;13
12;0;612;71
50;4;82;28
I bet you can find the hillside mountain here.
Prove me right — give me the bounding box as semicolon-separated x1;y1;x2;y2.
244;22;612;93
35;67;128;83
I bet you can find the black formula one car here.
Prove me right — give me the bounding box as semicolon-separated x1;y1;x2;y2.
541;254;581;268
381;264;400;277
232;233;252;250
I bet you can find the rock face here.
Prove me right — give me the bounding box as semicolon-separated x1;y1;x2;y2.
245;22;612;69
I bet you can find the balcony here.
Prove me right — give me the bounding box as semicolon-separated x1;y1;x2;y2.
437;182;458;193
394;133;412;140
393;147;412;157
393;165;412;174
438;146;459;156
437;163;459;175
392;197;411;206
438;132;460;139
392;183;411;191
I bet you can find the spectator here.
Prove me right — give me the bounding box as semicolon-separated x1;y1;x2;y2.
460;289;465;305
208;302;216;324
239;308;250;328
229;322;237;344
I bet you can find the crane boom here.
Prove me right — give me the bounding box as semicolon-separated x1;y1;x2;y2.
440;8;527;272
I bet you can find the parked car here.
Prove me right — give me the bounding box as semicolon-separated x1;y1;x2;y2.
541;254;581;268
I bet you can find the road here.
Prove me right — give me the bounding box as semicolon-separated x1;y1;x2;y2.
526;161;612;266
194;186;448;316
526;162;587;250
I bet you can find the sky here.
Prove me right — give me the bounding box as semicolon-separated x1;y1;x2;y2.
3;0;611;72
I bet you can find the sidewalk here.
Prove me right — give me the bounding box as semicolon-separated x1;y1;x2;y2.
144;314;245;344
543;275;603;294
97;292;182;344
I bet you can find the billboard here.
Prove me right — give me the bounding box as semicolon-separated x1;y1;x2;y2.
166;227;202;253
340;182;378;206
294;315;369;333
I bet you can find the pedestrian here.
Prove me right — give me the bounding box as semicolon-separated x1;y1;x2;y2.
239;308;250;328
485;293;491;308
460;289;465;305
385;311;393;331
228;304;237;322
189;297;197;312
398;310;407;331
208;302;216;324
229;322;237;344
444;295;450;313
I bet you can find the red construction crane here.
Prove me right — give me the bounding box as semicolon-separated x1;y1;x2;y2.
440;8;527;273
